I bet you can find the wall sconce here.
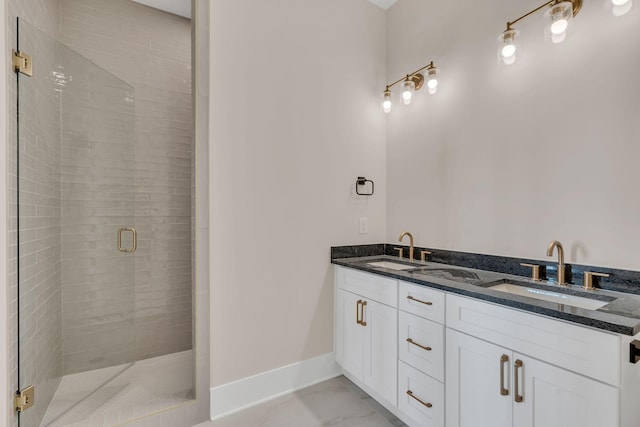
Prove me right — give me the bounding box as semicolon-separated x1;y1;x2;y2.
498;0;582;65
382;61;439;114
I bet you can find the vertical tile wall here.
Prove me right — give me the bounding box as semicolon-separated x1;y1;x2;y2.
7;2;62;427
59;0;194;364
59;47;137;374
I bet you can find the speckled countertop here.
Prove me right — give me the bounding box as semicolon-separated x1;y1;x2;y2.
332;255;640;336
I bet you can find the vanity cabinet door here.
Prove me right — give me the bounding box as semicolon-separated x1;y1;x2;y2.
514;353;619;427
363;298;398;406
446;329;512;427
335;289;365;380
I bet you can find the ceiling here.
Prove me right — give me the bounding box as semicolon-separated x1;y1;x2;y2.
367;0;398;10
130;0;191;19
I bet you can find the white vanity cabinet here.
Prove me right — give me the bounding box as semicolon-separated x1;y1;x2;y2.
445;294;622;427
334;267;398;407
397;281;446;427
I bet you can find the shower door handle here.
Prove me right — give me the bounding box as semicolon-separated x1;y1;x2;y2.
117;227;137;253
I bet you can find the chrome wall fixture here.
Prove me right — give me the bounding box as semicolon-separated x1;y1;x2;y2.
382;61;439;113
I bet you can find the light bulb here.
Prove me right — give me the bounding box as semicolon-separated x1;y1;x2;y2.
501;44;516;58
382;90;392;114
497;29;520;66
426;67;439;95
550;18;568;35
612;0;633;16
545;2;573;43
401;80;414;105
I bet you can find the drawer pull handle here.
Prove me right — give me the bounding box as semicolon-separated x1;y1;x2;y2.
356;300;362;325
360;301;367;326
406;338;432;351
500;354;509;396
406;390;432;408
514;359;524;403
406;295;433;306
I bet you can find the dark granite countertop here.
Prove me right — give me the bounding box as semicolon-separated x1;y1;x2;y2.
332;255;640;336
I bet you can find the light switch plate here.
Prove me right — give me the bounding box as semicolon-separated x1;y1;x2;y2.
359;217;369;234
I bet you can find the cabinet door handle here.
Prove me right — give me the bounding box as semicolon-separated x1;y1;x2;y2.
406;390;432;408
514;359;524;403
356;300;362;325
117;227;137;253
360;301;367;326
406;338;432;351
406;295;433;306
500;354;509;396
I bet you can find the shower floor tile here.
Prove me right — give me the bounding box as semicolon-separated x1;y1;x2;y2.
41;350;194;427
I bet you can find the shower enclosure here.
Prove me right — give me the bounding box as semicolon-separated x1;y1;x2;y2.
15;17;191;427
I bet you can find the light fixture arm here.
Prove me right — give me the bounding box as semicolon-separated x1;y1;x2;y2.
505;0;582;30
385;61;436;91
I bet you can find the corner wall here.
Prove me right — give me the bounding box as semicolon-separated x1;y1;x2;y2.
210;0;388;387
386;0;640;270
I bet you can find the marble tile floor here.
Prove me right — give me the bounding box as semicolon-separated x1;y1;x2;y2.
40;350;194;427
198;376;407;427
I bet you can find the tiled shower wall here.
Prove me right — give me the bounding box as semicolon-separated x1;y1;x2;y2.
7;2;63;427
59;47;137;375
59;0;194;363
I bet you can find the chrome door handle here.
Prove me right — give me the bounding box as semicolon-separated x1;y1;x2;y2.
117;227;137;253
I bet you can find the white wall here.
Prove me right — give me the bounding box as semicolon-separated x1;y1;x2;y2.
386;0;640;270
210;0;387;386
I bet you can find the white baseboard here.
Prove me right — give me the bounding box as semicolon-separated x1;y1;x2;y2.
210;352;341;421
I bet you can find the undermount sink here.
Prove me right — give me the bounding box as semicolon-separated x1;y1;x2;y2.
366;261;417;271
488;282;614;310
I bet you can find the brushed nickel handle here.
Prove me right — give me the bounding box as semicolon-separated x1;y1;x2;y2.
356;300;362;325
406;390;432;408
360;301;367;326
406;295;433;306
406;338;432;351
117;227;137;253
514;359;523;403
500;354;509;396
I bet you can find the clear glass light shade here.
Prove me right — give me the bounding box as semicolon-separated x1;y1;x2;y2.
426;68;439;95
497;29;520;65
609;0;633;16
401;80;415;105
544;2;574;44
382;91;392;114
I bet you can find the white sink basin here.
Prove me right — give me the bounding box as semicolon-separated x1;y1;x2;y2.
489;283;610;310
367;261;416;271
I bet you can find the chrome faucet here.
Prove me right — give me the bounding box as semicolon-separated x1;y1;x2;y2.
399;231;415;261
546;240;566;285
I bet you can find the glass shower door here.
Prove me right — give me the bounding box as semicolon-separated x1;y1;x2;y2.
16;18;136;427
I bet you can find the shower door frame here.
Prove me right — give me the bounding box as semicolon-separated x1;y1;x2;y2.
2;1;211;426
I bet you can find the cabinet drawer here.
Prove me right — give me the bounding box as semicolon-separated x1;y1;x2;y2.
446;294;621;386
335;266;397;307
398;281;444;323
399;311;444;382
398;361;444;427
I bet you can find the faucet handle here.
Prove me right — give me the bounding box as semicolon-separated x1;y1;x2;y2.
420;250;432;262
394;247;404;259
583;271;610;290
520;263;542;281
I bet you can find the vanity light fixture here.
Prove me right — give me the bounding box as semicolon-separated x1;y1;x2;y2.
498;0;582;65
381;61;439;114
